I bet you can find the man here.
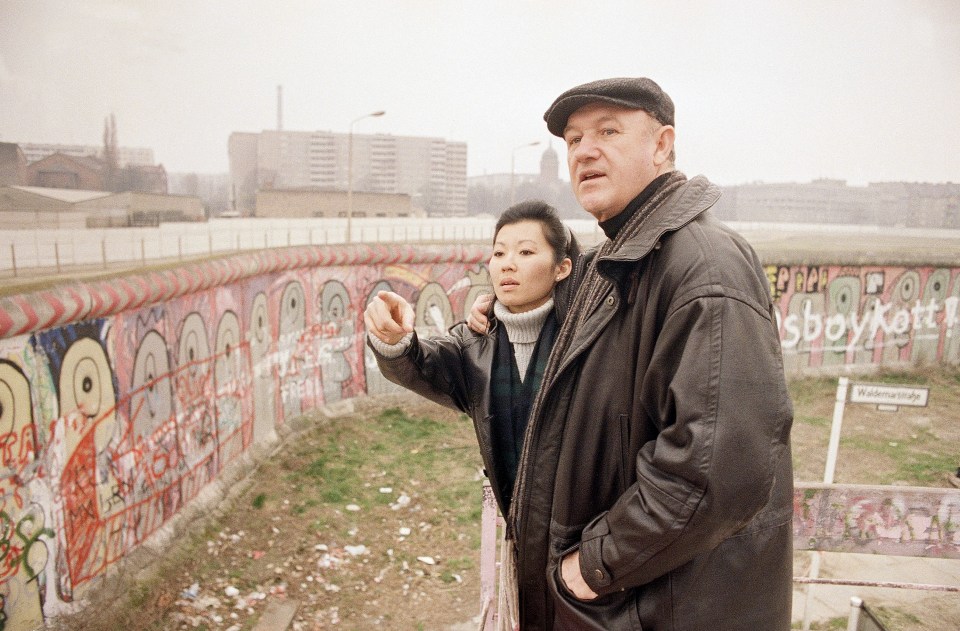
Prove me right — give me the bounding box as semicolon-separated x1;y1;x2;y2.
480;78;795;629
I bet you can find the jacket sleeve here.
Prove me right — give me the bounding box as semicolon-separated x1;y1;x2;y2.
578;240;793;594
368;323;480;415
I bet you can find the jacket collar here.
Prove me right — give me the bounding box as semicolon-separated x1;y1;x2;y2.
597;175;720;265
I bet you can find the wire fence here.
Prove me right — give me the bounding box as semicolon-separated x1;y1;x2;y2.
0;217;603;279
5;216;956;280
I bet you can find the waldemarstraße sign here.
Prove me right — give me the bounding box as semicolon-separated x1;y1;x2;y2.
848;382;930;411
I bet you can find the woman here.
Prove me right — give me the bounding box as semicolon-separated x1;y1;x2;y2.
364;200;579;628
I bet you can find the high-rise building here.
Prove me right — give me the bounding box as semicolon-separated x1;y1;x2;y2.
228;130;467;217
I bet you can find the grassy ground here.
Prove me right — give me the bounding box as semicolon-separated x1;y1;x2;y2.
54;368;960;631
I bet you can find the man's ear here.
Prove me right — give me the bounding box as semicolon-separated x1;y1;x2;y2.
556;257;573;281
654;125;675;166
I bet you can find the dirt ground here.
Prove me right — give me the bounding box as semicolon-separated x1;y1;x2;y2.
56;368;960;631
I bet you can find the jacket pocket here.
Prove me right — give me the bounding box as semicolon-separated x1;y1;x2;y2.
548;560;643;630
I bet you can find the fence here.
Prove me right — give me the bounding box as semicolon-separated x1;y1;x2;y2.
0;217;603;277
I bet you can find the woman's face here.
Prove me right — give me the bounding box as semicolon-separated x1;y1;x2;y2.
489;220;570;313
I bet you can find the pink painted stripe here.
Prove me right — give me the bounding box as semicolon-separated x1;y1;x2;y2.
0;244;489;339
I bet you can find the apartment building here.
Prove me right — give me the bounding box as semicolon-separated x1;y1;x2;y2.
229;130;467;217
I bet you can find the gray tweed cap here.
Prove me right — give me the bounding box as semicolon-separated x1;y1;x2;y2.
543;77;675;137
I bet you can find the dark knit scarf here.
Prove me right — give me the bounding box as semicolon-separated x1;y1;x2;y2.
490;310;558;514
508;170;688;528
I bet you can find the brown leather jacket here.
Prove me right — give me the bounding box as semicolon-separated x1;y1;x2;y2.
512;176;794;630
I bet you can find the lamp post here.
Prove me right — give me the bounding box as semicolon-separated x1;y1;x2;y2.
510;140;541;205
347;110;386;243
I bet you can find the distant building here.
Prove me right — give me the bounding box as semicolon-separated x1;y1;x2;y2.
255;188;419;219
713;179;960;228
79;190;205;226
120;163;168;195
0;185;204;229
229;130;467;217
15;142;155;167
3;142;167;194
0;186;109;229
168;172;232;216
0;143;28;186
468;144;581;218
26;153;106;190
869;182;960;229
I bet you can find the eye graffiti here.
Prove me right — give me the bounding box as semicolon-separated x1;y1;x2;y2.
130;330;173;440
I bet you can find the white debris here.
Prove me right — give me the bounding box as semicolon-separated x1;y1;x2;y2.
379;487;393;494
398;527;412;536
346;504;361;512
390;493;411;510
224;585;240;598
345;544;368;556
417;556;436;565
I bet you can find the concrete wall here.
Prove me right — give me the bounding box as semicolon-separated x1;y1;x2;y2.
0;244;957;629
767;263;960;372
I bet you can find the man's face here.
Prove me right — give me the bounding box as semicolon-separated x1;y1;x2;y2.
563;103;672;222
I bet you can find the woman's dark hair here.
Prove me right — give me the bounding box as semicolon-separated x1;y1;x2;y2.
493;200;569;264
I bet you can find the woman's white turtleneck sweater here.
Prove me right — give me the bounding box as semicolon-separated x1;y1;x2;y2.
367;297;554;381
491;298;553;378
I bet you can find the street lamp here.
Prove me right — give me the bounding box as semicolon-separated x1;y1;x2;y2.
510;140;541;205
347;110;386;243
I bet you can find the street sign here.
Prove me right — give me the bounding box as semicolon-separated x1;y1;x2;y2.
849;383;929;410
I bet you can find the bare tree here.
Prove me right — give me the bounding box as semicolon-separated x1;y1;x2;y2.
102;113;119;191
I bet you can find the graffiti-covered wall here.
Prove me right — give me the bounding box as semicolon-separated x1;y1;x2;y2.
768;264;960;372
0;245;958;629
0;244;491;630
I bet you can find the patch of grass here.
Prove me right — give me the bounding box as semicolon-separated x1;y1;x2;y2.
843;432;956;485
787;376;833;406
791;616;847;630
379;406;446;442
303;456;329;478
871;369;932;385
795;413;831;428
874;606;921;626
251;493;267;509
436;479;483;524
127;582;152;609
445;557;475;571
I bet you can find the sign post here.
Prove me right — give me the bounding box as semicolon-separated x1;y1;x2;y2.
802;377;931;630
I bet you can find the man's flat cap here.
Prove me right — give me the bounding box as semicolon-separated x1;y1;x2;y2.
543;77;675;137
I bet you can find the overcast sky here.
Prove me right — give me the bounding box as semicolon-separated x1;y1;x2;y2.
1;0;958;186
